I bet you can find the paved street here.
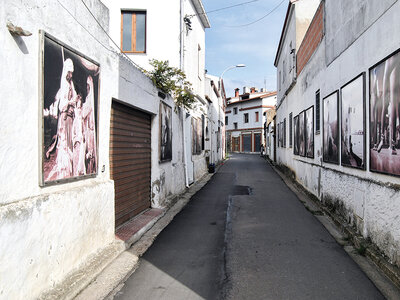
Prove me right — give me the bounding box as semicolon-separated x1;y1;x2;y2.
114;154;384;300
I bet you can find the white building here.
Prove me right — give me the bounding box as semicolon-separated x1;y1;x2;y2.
102;0;211;183
0;0;211;298
275;0;400;270
101;0;210;100
205;74;225;164
225;87;277;153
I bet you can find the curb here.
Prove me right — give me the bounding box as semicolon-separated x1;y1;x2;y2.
266;158;400;300
73;169;218;300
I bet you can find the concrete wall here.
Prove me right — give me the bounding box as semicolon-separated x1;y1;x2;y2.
275;0;400;267
0;0;195;298
1;1;115;298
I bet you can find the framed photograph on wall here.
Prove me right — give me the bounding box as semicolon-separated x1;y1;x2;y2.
39;31;100;186
192;118;202;155
160;101;172;162
370;49;400;176
299;111;306;157
277;122;280;147
305;106;314;158
323;91;339;164
293;115;299;155
341;73;365;169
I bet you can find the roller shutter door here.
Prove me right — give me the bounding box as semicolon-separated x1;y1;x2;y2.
110;101;151;228
254;133;261;152
243;134;251;152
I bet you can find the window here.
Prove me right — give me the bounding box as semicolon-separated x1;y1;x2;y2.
315;90;320;133
234;122;238;130
234;107;238;114
121;11;146;53
289;113;293;147
255;111;259;122
244;113;249;123
225;116;228;125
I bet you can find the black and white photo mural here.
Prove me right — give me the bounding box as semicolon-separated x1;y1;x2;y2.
370;49;400;176
323;91;339;164
160;102;172;162
341;73;365;169
299;111;306;157
40;32;99;185
293;115;299;155
305;106;314;158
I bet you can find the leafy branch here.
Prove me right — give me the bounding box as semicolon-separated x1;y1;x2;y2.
147;59;195;110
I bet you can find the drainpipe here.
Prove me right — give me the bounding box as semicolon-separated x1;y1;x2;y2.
180;0;185;71
182;108;189;187
180;0;189;187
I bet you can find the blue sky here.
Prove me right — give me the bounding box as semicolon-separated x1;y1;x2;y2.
201;0;288;97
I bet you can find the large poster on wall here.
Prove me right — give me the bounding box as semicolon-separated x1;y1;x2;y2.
192;118;202;154
277;122;280;147
160;102;172;162
305;106;314;158
323;91;339;164
341;73;365;169
40;32;99;185
293;115;299;155
299;111;306;157
370;50;400;176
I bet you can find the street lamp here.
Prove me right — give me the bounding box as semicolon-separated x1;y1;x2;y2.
219;64;246;157
220;64;246;81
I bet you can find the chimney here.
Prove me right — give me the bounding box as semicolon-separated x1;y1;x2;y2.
234;88;240;97
243;87;250;94
250;87;256;94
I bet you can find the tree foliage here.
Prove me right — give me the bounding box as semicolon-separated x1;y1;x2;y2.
147;59;195;110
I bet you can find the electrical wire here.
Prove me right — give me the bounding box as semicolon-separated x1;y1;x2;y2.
189;0;261;17
225;0;285;27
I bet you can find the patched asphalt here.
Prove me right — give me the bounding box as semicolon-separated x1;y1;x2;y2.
115;154;384;300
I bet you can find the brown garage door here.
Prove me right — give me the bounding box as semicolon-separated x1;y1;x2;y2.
110;101;151;228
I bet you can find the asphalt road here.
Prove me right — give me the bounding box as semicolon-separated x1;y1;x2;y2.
114;153;384;300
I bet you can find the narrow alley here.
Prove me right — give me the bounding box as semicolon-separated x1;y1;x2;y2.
114;154;383;300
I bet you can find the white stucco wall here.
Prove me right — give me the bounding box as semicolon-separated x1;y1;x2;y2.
183;0;206;98
102;0;208;184
101;0;181;71
0;0;190;298
101;0;207;98
275;0;400;266
1;1;115;298
276;0;320;106
205;75;224;164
